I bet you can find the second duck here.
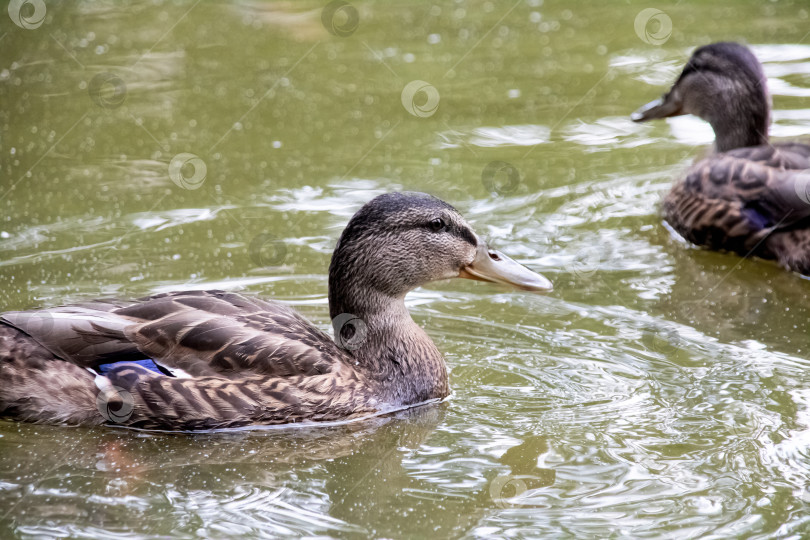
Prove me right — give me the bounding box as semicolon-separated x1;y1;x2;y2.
632;41;810;274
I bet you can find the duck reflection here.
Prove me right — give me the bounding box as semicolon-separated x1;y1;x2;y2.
0;408;556;536
323;429;555;535
645;240;810;351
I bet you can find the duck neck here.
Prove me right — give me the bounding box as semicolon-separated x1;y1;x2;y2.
328;284;449;405
711;116;769;153
708;86;769;153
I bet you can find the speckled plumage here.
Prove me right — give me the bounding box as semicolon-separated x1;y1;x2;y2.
633;42;810;273
1;291;386;430
1;192;548;430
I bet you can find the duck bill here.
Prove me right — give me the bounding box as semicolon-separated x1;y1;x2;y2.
458;243;552;292
631;93;683;122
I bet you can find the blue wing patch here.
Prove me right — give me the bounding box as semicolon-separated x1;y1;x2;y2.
98;358;164;375
742;204;773;231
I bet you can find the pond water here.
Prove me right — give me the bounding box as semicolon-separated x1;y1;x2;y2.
2;0;810;537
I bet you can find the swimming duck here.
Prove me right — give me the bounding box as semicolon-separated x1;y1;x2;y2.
0;192;552;430
631;42;810;273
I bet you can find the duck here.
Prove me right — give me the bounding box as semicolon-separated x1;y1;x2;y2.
631;41;810;273
0;192;552;431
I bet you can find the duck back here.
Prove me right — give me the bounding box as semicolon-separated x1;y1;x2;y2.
663;141;810;273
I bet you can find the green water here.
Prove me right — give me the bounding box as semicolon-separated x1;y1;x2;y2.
2;0;810;537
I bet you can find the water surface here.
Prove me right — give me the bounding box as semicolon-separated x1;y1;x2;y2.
2;0;810;537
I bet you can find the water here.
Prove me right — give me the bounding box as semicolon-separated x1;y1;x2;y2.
2;0;810;537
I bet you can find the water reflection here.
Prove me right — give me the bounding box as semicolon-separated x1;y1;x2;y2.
0;405;559;537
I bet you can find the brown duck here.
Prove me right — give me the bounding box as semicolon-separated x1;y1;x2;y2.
632;41;810;273
0;192;552;430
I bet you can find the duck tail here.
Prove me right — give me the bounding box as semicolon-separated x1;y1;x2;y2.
0;323;104;425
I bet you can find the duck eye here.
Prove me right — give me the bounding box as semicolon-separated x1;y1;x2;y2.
429;218;445;232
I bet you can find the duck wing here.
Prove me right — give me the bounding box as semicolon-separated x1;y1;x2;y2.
2;291;375;429
664;145;810;256
2;290;349;379
725;141;810;170
1;299;137;368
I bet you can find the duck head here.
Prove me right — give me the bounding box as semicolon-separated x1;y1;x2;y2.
328;192;551;319
631;42;770;152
